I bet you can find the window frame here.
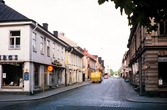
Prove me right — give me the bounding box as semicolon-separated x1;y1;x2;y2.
47;40;50;57
40;36;44;54
57;44;60;60
61;46;64;61
32;32;37;52
9;30;21;50
53;43;55;58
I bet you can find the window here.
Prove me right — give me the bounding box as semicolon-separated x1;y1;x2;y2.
34;64;40;86
159;20;167;36
53;43;55;58
2;63;23;87
32;32;36;51
40;36;44;54
158;57;167;85
57;45;60;60
47;40;50;56
61;46;64;61
9;31;20;49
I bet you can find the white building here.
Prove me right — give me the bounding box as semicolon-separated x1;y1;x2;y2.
58;33;84;85
0;1;67;94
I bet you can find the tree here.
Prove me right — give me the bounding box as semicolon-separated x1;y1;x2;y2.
98;0;167;32
110;68;114;76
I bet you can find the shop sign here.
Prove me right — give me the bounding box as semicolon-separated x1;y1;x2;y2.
125;67;131;72
158;57;167;62
52;60;62;66
0;55;18;60
24;72;29;80
47;65;54;72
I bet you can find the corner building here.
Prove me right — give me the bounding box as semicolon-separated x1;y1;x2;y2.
0;1;67;94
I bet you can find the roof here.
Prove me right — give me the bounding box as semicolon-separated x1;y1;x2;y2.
0;1;70;49
0;1;30;22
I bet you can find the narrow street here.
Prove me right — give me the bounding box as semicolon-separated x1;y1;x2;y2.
0;77;167;110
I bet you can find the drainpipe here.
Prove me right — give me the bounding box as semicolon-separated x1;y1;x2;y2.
30;22;38;95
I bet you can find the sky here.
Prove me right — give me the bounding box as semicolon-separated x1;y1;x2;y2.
5;0;130;71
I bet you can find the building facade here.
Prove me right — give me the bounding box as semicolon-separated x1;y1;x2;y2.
83;48;97;79
93;55;105;76
127;21;167;96
58;33;84;86
0;1;67;94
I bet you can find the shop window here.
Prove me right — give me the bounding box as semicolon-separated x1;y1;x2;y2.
2;63;23;87
34;64;40;86
49;73;54;85
158;62;167;85
9;31;20;49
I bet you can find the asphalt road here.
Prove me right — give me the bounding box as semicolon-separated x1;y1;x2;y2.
0;77;167;110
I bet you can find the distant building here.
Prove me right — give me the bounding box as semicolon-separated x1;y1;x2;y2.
58;33;84;85
83;48;96;79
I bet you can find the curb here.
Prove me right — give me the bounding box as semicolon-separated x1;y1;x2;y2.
121;79;167;104
0;81;91;102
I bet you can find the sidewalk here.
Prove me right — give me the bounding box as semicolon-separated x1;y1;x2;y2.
0;81;91;102
121;78;167;104
0;79;167;104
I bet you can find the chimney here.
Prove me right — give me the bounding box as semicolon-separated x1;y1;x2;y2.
0;0;5;4
53;31;58;37
42;23;48;30
60;32;65;36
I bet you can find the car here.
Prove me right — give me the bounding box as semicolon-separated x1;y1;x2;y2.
104;75;108;79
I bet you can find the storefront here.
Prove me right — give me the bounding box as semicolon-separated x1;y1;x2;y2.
65;65;78;85
1;62;24;88
54;67;65;86
158;57;167;85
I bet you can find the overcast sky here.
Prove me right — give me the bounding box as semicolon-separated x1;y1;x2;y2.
5;0;130;71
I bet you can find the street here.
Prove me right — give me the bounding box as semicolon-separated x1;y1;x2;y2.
0;77;167;110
